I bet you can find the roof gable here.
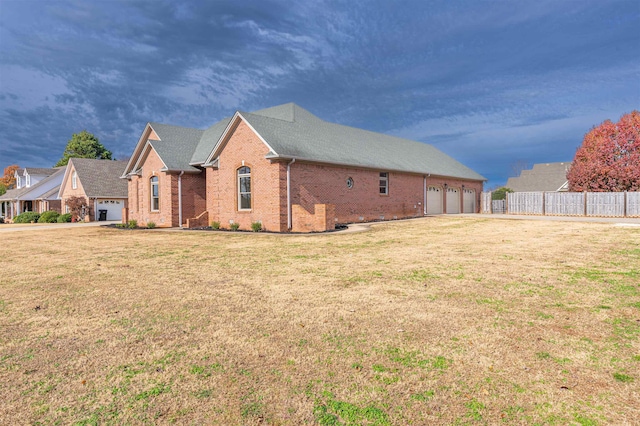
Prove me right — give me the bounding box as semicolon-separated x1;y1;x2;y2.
64;158;128;198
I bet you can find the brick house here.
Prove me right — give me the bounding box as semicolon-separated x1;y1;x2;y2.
58;158;129;221
122;103;486;232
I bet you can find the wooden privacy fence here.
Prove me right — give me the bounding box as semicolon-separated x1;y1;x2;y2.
480;191;640;217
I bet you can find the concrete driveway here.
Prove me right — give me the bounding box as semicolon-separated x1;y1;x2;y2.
0;220;120;233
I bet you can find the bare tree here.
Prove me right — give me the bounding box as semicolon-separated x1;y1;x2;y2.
509;160;531;177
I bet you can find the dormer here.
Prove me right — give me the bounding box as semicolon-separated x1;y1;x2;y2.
14;169;24;189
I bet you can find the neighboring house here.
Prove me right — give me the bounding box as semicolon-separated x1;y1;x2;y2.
122;103;486;232
505;162;572;192
58;158;129;221
0;167;64;220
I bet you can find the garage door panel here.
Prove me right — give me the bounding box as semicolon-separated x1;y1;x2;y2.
446;188;460;214
463;189;476;213
426;186;443;214
97;199;124;220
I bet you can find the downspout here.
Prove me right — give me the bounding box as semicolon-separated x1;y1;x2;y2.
423;176;427;215
178;171;184;228
287;158;296;230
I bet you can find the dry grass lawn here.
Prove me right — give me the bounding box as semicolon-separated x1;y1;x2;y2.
1;216;638;425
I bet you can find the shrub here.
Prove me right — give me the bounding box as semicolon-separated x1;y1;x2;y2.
127;219;138;229
230;222;240;231
57;213;72;223
13;211;41;223
147;221;156;229
38;210;60;223
0;217;4;224
492;187;513;200
251;221;262;232
115;223;126;228
211;221;221;230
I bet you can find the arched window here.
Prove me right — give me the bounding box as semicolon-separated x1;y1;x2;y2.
150;176;159;211
237;166;251;210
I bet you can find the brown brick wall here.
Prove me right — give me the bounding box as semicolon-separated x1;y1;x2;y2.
60;162;92;219
128;148;174;227
290;163;426;224
206;120;287;232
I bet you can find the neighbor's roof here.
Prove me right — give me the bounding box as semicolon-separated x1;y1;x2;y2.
38;185;62;200
0;187;22;201
505;162;572;192
0;167;65;201
24;167;57;176
70;158;128;198
126;103;485;181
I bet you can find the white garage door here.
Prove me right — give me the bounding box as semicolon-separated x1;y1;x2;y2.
463;189;476;213
426;186;443;214
446;187;460;214
96;199;124;221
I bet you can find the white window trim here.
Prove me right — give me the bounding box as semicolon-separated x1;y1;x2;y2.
150;176;159;211
72;172;77;189
379;172;388;195
237;167;251;211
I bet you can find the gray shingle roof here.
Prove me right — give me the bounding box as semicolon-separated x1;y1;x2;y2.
148;123;204;172
71;158;128;198
24;167;57;176
38;186;61;200
132;103;485;181
0;187;23;201
505;162;572;192
239;103;486;180
190;117;232;165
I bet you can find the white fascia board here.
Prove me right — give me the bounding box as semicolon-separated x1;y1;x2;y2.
204;112;279;165
122;123;155;177
130;141;169;176
57;161;74;200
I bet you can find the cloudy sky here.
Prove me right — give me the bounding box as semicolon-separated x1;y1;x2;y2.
1;0;638;187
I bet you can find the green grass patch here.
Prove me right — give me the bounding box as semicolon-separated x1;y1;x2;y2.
410;390;434;402
613;372;634;383
313;391;390;426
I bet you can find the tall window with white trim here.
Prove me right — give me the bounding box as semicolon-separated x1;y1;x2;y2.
72;172;77;189
150;176;159;211
379;172;388;195
237;166;251;210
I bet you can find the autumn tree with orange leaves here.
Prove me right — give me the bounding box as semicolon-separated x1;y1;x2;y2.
0;164;20;193
567;111;640;192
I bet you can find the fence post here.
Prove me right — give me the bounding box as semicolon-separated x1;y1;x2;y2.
624;191;628;217
542;192;546;216
583;191;587;216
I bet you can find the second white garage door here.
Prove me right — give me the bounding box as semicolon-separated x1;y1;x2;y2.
446;187;460;214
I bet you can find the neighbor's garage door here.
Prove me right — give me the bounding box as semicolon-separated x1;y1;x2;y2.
426;186;443;214
463;189;476;213
446;187;460;214
97;199;124;220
